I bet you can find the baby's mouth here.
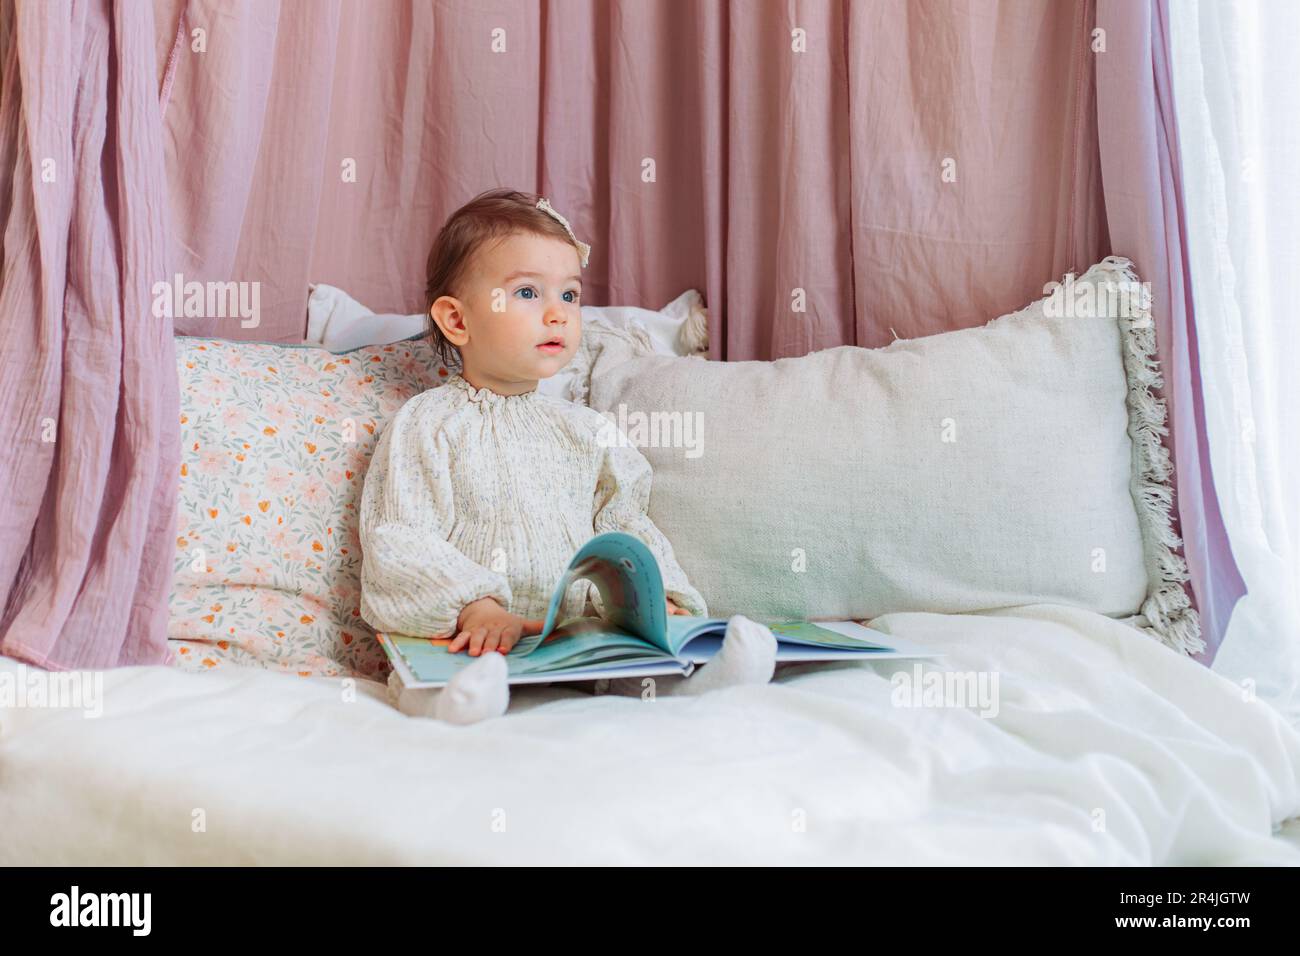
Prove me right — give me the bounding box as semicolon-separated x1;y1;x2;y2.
537;338;565;353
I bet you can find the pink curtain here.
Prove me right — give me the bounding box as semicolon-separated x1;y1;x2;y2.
0;0;1234;667
153;0;1240;656
0;0;178;669
156;0;1109;352
155;0;1241;648
1096;0;1245;662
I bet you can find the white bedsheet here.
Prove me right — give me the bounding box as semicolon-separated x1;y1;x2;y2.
2;604;1298;865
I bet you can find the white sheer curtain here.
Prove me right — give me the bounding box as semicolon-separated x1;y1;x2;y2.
1170;0;1300;724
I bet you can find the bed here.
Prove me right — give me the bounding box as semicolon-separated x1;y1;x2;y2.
10;262;1293;865
4;602;1297;865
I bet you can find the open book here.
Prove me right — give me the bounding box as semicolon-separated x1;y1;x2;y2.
377;531;938;689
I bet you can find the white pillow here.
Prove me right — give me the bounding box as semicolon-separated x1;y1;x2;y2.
586;289;709;356
302;285;709;403
303;284;708;357
304;284;425;353
586;257;1201;656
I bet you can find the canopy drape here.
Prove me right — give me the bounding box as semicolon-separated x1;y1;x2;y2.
0;0;1243;668
0;0;178;669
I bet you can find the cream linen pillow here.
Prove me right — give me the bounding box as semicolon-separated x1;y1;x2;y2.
586;257;1201;655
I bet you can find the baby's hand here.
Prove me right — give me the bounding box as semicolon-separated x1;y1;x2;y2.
444;597;545;656
666;597;692;616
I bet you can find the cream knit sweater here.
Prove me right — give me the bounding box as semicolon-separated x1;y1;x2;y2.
358;372;708;637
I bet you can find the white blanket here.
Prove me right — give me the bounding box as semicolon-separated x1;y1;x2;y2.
2;604;1297;865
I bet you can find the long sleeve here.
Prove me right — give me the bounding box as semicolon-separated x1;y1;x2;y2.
358;397;512;636
592;439;709;617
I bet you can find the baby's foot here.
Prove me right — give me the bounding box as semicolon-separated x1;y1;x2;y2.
676;615;776;696
386;652;509;724
436;651;510;724
605;615;776;699
388;669;446;717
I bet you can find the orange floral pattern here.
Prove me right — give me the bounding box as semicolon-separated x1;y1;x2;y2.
169;335;454;679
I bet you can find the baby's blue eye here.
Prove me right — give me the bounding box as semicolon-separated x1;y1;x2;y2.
515;286;580;303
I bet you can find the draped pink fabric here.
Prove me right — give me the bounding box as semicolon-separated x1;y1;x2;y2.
1096;0;1245;662
0;0;179;668
155;0;1241;655
0;0;1240;667
156;0;1110;351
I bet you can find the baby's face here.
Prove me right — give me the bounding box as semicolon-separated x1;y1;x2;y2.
444;232;582;393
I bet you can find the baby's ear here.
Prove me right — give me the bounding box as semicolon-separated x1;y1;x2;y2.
430;295;469;345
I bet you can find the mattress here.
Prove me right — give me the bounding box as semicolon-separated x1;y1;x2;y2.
2;603;1297;865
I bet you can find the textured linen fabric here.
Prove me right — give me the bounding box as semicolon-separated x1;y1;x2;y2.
0;0;178;670
587;258;1196;650
358;373;708;637
7;602;1300;864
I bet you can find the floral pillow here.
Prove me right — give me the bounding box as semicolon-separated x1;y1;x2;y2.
168;333;451;680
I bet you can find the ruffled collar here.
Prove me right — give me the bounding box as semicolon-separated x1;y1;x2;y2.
446;372;540;407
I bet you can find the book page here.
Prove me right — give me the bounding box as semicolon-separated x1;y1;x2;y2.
512;532;671;656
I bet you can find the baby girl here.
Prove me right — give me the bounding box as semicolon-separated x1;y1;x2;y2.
358;187;777;724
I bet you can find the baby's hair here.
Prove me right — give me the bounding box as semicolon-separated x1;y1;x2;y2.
424;187;586;369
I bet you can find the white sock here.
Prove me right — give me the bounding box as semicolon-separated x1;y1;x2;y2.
605;615;777;699
386;651;510;725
